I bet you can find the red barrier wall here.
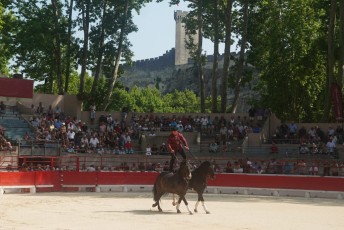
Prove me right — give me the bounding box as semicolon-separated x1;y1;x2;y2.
1;172;344;192
0;78;33;98
97;172;158;185
0;172;36;185
208;174;344;192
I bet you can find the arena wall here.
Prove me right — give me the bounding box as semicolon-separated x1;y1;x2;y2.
1;171;344;198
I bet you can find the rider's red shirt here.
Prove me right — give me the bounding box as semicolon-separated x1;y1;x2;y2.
167;132;188;153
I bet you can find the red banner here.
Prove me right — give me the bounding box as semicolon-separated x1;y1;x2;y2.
331;83;343;121
0;78;34;99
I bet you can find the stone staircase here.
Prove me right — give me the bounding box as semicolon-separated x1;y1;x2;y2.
0;106;33;144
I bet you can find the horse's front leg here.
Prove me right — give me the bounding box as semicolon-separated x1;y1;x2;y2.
172;194;177;206
195;193;210;214
176;196;183;213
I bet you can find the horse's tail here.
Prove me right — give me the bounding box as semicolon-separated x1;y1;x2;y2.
153;181;158;202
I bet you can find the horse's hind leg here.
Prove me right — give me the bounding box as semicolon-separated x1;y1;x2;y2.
182;197;193;215
176;196;182;213
152;193;163;212
194;193;201;213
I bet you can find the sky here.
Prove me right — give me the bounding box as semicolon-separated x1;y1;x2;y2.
129;1;225;61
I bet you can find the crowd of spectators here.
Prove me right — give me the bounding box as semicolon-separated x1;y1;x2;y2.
13;156;344;177
273;122;342;158
0;101;13;151
218;158;344;176
2;102;343;176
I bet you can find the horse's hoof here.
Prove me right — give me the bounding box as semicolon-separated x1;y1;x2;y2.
172;202;176;206
152;203;157;207
159;208;162;212
194;209;198;213
189;212;193;215
177;210;181;213
206;211;210;214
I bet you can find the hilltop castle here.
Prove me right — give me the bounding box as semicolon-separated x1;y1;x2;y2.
123;10;201;71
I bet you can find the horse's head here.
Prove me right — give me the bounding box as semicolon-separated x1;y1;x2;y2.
202;161;216;180
179;160;192;180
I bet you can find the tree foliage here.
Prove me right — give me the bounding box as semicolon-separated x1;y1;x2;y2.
247;0;327;122
0;0;344;122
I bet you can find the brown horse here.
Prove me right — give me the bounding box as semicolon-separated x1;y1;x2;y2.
173;161;215;214
152;160;192;214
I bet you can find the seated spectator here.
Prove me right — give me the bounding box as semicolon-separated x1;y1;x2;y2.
224;161;233;173
212;160;221;172
151;143;158;155
283;161;292;174
80;134;89;151
46;105;54;119
256;165;264;174
163;161;169;171
138;162;146;171
24;131;32;142
148;130;156;136
184;123;193;132
120;162;130;171
145;144;152;155
66;142;75;153
299;142;309;154
36;102;44;115
327;126;335;138
298;126;308;143
233;161;243;173
96;144;105;155
270;142;279;154
124;140;134;154
0;136;12;151
118;147;125;155
86;164;96;172
308;126;317;142
176;121;184;132
169;119;178;130
89;135;100;152
67;129;75;143
310;142;319;154
131;163;138;171
155;163;163;172
6;164;13;171
0;101;6;113
209;142;219;153
326;137;336;156
288;121;297;137
89;103;96;123
308;163;319;175
44;131;52;141
159;143;169;155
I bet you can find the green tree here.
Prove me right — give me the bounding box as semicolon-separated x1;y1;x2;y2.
0;0;15;75
10;1;70;93
220;0;233;113
248;0;326;122
100;0;152;110
229;0;249;113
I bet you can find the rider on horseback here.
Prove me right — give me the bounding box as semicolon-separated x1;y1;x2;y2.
167;127;189;172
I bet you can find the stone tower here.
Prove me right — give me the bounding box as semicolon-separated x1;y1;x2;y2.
174;10;198;66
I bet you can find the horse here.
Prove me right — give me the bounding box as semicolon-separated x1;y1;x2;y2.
173;160;215;214
152;160;193;214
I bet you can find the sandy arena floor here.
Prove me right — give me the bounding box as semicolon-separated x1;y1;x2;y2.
0;192;343;230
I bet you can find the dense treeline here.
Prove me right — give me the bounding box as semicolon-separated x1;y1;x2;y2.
0;0;343;122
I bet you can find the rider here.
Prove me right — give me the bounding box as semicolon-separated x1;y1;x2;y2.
167;127;189;172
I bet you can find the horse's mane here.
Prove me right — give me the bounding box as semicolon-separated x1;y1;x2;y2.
193;161;211;175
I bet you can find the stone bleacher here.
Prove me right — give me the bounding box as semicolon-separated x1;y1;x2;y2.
0;106;33;144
